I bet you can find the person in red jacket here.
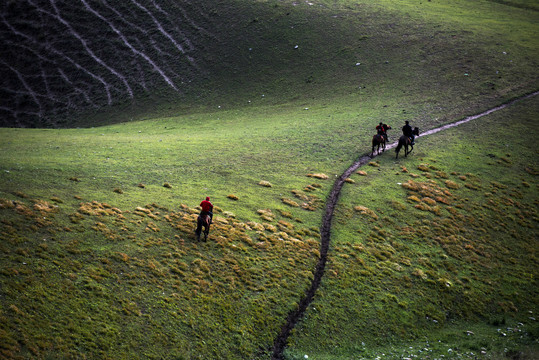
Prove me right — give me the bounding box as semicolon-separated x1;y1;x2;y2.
376;122;391;142
199;196;213;224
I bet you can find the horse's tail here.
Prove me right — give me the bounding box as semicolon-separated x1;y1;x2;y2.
395;141;402;153
200;214;210;227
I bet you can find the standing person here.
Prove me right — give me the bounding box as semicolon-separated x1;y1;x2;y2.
376;122;391;141
199;196;213;224
402;120;415;145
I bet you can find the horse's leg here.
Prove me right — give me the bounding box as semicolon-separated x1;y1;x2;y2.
195;220;201;241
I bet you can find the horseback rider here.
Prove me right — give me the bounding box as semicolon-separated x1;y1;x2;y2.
402;120;415;145
376;122;391;141
199;196;213;224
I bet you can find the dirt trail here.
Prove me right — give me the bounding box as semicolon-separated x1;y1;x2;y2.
270;90;539;359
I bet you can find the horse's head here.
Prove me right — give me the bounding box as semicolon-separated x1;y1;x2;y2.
413;127;420;136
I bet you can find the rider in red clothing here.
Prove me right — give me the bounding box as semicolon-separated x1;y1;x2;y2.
200;196;213;223
376;122;391;141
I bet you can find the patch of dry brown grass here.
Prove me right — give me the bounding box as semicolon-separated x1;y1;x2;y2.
258;180;273;187
307;173;329;179
354;205;379;220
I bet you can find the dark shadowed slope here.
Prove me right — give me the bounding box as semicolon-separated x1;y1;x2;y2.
0;0;218;127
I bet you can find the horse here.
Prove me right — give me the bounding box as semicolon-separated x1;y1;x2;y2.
395;127;420;159
195;213;210;241
371;134;386;157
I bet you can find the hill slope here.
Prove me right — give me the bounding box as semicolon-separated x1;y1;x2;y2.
1;0;538;127
0;93;537;360
0;0;538;359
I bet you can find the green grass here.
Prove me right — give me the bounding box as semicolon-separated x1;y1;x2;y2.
73;0;539;129
285;94;539;359
0;0;538;359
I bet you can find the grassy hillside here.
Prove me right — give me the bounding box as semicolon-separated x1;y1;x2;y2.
0;0;538;359
2;0;538;128
2;96;537;359
285;95;539;359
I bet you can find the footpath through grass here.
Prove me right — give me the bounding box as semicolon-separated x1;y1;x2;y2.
285;94;539;359
0;0;538;359
0;95;537;359
0;90;374;358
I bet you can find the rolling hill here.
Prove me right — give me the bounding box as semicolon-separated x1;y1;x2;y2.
0;0;538;359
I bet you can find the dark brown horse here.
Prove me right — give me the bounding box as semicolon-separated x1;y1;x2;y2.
395;127;419;159
195;213;210;241
371;134;386;157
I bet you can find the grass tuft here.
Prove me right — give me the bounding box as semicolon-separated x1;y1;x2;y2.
307;173;329;180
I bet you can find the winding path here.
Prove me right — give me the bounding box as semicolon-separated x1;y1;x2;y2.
270;90;539;359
